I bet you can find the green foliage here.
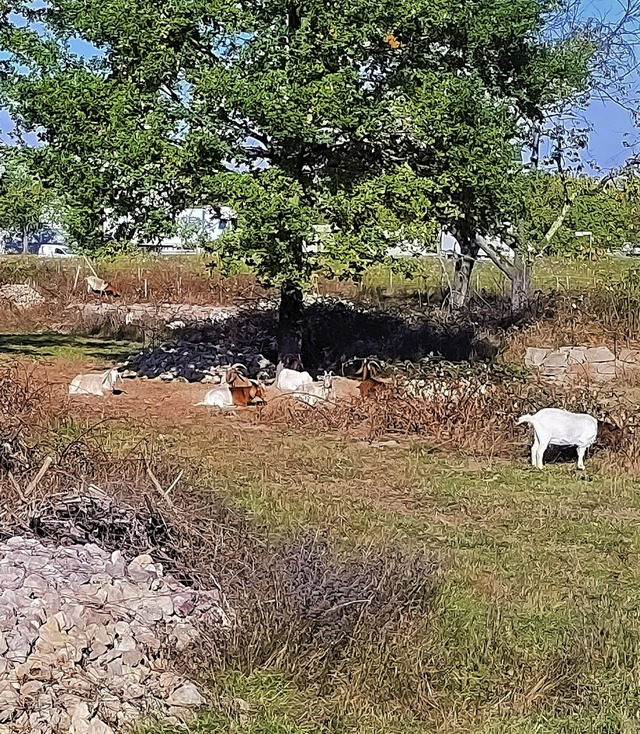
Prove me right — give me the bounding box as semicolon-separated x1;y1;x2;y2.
508;173;639;257
0;147;52;247
0;0;592;284
207;170;319;286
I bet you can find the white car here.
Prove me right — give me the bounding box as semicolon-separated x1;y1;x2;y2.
37;244;75;258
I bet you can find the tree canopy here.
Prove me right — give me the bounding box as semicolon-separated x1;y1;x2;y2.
0;147;53;252
0;0;595;351
506;171;639;258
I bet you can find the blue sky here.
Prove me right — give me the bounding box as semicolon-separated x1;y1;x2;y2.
1;1;638;172
585;99;637;169
575;0;639;170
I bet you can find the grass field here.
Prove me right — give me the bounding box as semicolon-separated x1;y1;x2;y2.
3;254;640;734
0;332;141;361
363;255;634;296
0;251;638;303
127;424;640;734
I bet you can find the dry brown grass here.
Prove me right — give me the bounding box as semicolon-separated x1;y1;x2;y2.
506;290;640;363
0;255;265;306
0;256;269;338
255;369;640;478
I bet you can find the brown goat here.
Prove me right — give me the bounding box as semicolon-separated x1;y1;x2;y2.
356;360;387;399
226;367;267;407
230;382;267;407
359;377;387;399
595;421;624;451
86;276;121;297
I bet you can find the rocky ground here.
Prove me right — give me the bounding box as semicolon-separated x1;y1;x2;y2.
0;531;225;733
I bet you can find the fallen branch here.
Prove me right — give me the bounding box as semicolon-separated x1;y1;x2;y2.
25;455;54;497
145;462;175;507
7;471;26;502
145;464;164;495
165;470;183;498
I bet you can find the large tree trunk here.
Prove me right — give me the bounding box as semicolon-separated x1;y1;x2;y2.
450;226;479;309
21;228;29;255
277;280;304;363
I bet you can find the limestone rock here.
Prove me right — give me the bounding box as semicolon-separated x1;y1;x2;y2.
166;682;205;707
524;347;549;367
618;348;639;363
0;284;45;310
0;535;224;733
541;352;568;368
585;346;615;363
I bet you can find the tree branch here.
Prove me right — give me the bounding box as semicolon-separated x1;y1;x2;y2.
474;234;516;279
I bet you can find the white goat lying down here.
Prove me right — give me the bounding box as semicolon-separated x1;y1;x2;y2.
195;384;234;409
276;366;313;392
296;371;335;406
69;368;123;397
517;408;598;470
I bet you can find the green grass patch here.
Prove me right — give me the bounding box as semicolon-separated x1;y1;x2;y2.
32;367;640;733
172;428;640;728
0;332;141;361
136;672;327;734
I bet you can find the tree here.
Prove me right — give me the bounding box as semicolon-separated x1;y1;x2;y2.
492;0;640;309
0;148;52;253
0;0;593;356
530;174;637;256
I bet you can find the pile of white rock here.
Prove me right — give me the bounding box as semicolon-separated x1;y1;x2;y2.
0;536;226;733
0;284;45;311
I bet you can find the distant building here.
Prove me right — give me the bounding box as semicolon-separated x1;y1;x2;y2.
149;207;236;251
103;206;237;252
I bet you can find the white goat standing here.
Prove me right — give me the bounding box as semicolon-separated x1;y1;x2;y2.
276;367;313;392
296;371;335;406
517;408;598;470
69;368;123;397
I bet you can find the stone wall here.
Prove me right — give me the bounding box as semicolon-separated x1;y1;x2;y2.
525;346;640;383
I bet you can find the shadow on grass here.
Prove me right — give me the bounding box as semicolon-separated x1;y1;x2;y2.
0;332;141;363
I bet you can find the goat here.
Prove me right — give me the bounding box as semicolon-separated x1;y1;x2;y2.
196;384;234;408
225;364;267;408
275;354;304;380
69;368;123;397
226;365;267;407
276;363;313;392
517;408;598;470
595;420;624;451
296;371;335;406
86;276;121;297
356;359;386;399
